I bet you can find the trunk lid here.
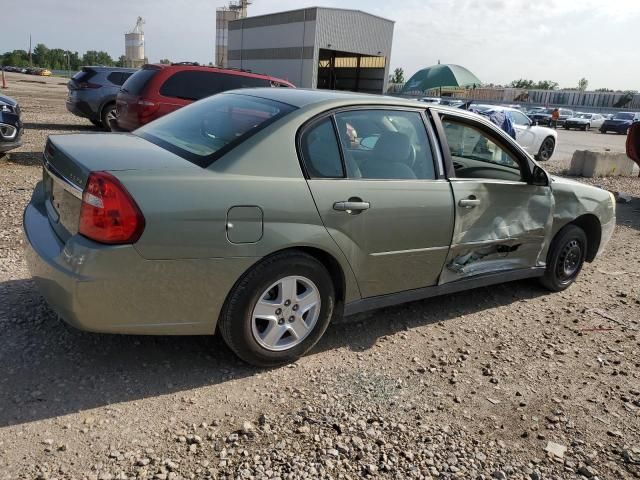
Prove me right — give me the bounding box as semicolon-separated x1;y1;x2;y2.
42;133;199;242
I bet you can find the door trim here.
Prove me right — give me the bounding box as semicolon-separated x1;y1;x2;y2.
343;267;544;316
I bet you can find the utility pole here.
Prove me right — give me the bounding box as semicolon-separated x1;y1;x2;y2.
28;34;32;66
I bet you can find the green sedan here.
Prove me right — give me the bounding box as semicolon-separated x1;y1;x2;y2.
24;89;616;366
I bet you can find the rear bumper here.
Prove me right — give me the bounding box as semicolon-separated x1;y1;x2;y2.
65;99;97;120
23;183;257;335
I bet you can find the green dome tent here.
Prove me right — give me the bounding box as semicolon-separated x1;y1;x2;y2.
401;64;481;93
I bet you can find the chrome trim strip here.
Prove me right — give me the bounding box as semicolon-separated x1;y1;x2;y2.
43;159;83;200
371;245;449;256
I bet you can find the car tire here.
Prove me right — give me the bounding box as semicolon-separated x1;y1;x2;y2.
90;119;103;128
218;251;335;367
100;103;117;132
535;136;555;162
600;129;606;134
583;124;590;131
539;224;587;292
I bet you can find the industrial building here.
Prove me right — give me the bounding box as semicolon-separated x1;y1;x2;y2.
227;7;394;94
124;17;148;68
215;1;250;67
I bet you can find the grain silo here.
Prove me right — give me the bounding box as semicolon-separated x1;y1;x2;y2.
125;17;148;68
216;1;251;67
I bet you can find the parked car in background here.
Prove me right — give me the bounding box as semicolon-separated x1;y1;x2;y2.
23;89;615;366
66;66;138;130
564;113;605;131
526;106;546;116
0;94;23;155
419;97;440;103
438;98;465;108
37;69;52;76
599;112;640;134
529;108;574;126
115;62;294;131
471;105;557;161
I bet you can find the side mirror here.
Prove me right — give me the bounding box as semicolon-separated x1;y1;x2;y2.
531;165;548;186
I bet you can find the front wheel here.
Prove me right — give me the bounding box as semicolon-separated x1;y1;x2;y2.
583;124;590;131
218;251;335;367
540;224;587;292
535;136;555;162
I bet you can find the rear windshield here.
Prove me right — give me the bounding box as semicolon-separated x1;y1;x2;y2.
159;70;272;101
121;67;159;95
72;68;95;83
135;93;296;167
613;112;634;120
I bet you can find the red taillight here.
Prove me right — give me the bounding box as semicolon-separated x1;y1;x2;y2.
79;172;145;244
137;98;159;123
78;81;101;89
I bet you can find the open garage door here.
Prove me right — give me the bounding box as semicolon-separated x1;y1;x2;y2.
317;49;386;94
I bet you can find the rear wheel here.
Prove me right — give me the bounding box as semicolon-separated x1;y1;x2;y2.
219;251;335;367
100;103;117;132
540;224;587;292
536;136;555;162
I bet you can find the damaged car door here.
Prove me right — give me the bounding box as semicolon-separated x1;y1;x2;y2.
436;112;552;284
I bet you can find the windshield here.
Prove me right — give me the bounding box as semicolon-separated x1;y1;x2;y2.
613;112;634;120
577;114;592;119
135;93;296;167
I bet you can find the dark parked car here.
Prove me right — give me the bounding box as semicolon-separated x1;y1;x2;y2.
66;66;138;130
599;112;640;134
529;108;574;126
115;62;294;131
0;94;23;154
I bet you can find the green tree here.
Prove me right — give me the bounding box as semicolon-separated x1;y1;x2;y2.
509;78;535;89
159;58;171;64
595;87;614;92
578;77;589;91
390;67;404;84
32;43;49;67
533;80;559;90
115;55;128;67
82;50;114;66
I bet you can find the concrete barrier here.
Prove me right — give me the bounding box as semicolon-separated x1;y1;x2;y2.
569;150;640;177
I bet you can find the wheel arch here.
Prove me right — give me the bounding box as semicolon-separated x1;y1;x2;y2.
570;213;601;262
99;98;116;118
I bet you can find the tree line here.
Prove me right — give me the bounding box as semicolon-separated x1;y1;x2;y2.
1;43;129;70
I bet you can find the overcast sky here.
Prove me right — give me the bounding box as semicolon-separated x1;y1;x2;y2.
4;0;640;90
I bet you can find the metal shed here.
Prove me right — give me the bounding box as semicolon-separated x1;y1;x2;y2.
227;7;394;94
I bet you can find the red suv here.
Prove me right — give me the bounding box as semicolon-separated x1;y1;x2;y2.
115;63;294;131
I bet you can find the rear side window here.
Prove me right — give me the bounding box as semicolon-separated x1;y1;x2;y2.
121;68;159;95
159;70;272;101
300;119;344;178
135;93;296;167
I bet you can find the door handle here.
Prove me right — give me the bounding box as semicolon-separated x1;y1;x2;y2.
333;201;370;212
458;196;480;208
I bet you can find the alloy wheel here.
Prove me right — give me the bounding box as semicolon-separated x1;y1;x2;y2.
251;275;321;352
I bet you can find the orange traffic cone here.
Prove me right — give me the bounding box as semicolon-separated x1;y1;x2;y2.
1;69;6;89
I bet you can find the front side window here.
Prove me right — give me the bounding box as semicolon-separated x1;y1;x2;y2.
136;93;296;167
333;110;436;180
441;118;523;182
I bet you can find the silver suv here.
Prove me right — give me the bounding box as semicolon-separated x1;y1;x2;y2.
66;66;137;130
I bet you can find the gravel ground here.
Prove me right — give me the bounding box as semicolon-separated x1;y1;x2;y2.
1;73;639;480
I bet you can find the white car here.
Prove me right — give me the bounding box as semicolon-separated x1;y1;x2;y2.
472;105;558;161
564;113;605;131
